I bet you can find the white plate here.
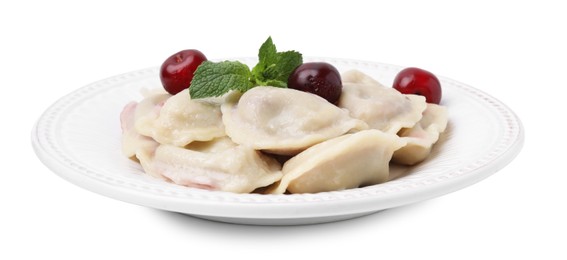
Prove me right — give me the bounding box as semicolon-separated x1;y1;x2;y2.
32;57;524;225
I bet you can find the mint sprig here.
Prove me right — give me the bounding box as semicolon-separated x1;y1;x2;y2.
251;37;303;87
189;37;303;99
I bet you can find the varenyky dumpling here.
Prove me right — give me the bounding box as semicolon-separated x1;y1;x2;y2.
120;99;168;181
267;130;406;194
339;70;427;134
137;137;283;193
221;87;368;155
393;103;448;165
121;98;165;159
120;90;282;192
136;89;225;147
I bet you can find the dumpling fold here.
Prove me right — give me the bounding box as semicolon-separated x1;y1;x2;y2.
135;89;225;147
268;130;406;194
393;103;448;165
138;137;283;193
221;87;368;155
339;70;427;134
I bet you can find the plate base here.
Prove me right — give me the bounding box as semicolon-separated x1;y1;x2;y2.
188;210;383;225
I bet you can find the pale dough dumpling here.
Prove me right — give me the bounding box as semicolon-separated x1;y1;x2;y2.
221;87;368;155
339;70;427;134
138;137;283;193
120;101;164;180
268;130;406;194
393;103;448;165
136;89;225;147
131;92;171;152
121;90;169;159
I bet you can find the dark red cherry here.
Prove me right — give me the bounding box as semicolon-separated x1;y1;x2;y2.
393;67;442;104
160;49;207;95
288;62;342;104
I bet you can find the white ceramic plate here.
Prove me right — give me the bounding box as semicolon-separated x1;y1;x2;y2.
32;57;524;225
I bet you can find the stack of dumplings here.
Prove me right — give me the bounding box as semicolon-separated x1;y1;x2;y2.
120;70;448;194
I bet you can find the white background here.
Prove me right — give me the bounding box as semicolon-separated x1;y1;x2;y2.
2;0;565;259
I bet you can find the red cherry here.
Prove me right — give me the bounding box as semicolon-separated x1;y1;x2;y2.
393;67;442;104
288;62;342;104
160;49;207;95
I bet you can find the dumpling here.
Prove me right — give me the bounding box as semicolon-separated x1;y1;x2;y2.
267;130;406;194
136;89;225;147
221;87;368;155
393;103;448;165
184;136;239;153
120;101;164;180
339;70;427;134
138;137;283;193
130;92;171;148
120;99;164;159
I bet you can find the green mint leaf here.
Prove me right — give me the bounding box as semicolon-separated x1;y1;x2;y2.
251;37;278;84
272;51;303;82
190;61;253;99
262;79;287;88
258;36;278;65
261;64;280;80
251;64;267;83
251;36;303;87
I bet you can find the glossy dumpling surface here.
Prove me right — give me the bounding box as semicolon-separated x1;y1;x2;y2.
268;130;406;194
138;137;283;193
130;92;170;153
120;101;164;180
221;87;368;155
136;89;225;147
393;103;448;165
339;70;427;134
120;93;169;159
